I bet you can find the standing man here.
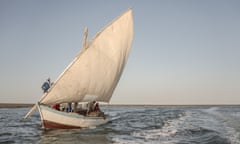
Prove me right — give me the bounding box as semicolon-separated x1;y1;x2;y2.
41;78;51;93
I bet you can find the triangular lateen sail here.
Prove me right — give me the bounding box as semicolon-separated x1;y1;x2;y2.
24;8;133;119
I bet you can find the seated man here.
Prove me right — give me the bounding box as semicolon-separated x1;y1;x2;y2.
93;102;100;112
52;103;60;111
66;103;72;112
87;101;95;115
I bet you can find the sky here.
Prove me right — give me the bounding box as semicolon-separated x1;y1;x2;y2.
0;0;240;105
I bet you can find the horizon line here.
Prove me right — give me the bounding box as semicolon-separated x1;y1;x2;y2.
0;103;239;108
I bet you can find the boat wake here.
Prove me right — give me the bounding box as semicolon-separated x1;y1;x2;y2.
110;107;235;144
201;106;240;144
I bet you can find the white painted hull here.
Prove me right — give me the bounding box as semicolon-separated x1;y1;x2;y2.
37;103;108;129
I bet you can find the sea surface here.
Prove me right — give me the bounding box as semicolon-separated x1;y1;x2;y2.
0;105;240;144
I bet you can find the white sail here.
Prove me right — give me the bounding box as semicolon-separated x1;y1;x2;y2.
40;9;133;105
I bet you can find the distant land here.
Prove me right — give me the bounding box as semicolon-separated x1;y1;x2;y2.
0;103;239;108
0;103;34;108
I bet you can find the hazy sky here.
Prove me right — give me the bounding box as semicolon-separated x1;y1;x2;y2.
1;0;240;104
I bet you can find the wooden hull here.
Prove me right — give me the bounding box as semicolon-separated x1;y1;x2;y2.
37;103;108;129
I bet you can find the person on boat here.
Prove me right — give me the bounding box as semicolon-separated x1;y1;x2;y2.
93;102;100;112
66;103;72;112
87;101;95;115
73;102;78;112
61;106;65;112
41;78;51;93
52;103;60;111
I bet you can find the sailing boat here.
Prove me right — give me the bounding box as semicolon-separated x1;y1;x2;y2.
24;8;133;129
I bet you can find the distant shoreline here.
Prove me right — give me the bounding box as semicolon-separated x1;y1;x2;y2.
105;104;240;107
0;103;34;108
0;103;239;108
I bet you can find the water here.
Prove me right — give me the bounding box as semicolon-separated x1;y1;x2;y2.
0;106;240;144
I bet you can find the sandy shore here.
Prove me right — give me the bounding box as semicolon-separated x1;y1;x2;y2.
0;103;34;108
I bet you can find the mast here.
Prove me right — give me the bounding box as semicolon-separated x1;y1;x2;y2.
82;27;88;50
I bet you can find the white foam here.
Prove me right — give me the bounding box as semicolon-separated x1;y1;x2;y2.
202;107;222;117
111;137;142;144
89;126;96;129
111;115;186;144
130;112;189;143
201;107;240;144
230;112;240;118
112;107;240;144
224;126;240;144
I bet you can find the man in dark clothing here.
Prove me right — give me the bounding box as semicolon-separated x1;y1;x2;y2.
41;78;51;93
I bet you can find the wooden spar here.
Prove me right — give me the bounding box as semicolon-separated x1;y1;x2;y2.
82;27;88;50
